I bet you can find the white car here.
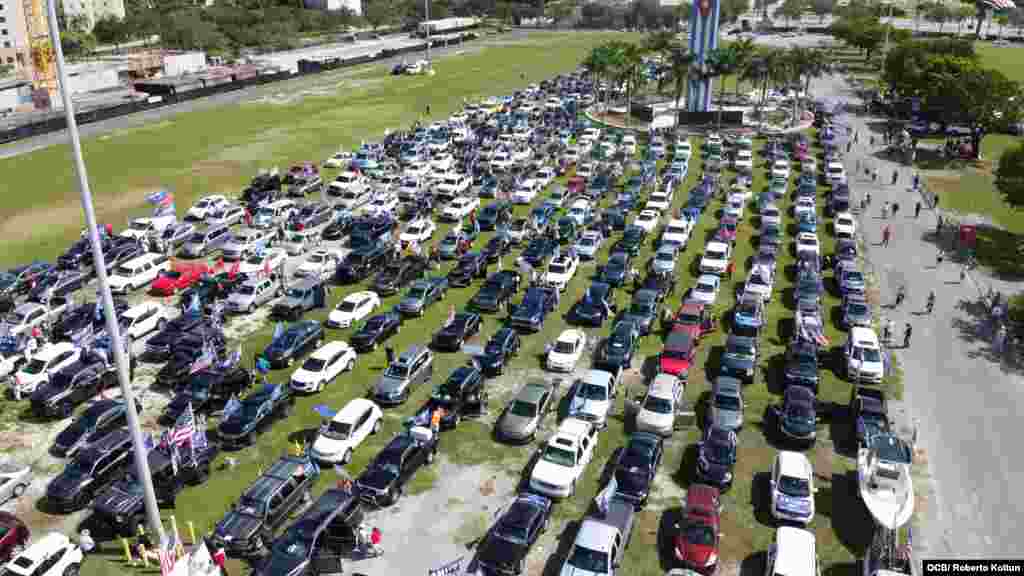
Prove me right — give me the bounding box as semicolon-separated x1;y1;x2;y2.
633;210;660;234
431;152;456;172
543;254;580;292
794;197;816;218
566;200;592;227
576;162;596;179
238;247;287;278
761;204;782;229
675;140;693;160
441;196;481;221
1;302;66;337
645;191;672;212
326;291;380;329
649;140;667;158
621;135;638;156
547;329;587;372
529;418;597;498
770;159;791;180
10;342;81;398
206;204;246;228
289;341;357;393
310;398;383;464
826;161;847;185
0;461;31;503
323;150;353;168
185;195;229;221
403;163;430;179
801;158;817;174
661;218;692;249
535;167;557;187
795;233;820;257
296;248;345;280
437;173;472;197
367;194;399;217
770;450;817;525
512;180;542;204
834;212;857;239
844;326;884;383
119;215;176;241
331;170;369;195
3;532;83;576
725;195;746;221
700;241;732;275
490;151;515;172
121;302;170;344
400;218;437;245
733;149;754;173
690;274;721;305
567;370;615;428
744;264;775;302
635;373;684;437
574;230;604;259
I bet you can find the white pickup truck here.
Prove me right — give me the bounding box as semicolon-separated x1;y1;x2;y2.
119;216;177;241
529;418;598;498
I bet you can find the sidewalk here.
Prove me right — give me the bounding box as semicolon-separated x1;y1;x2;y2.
834;79;1024;560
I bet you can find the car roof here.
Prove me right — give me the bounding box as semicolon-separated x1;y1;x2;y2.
665;330;694;350
557;417;592;437
706;241;729;251
581;369;614;388
774;527;818;576
397;344;428;363
713;376;742;394
685;483;721;513
850;326;880;347
777;450;812;479
557;329;584;343
35;341;77;360
576;518;619;552
14;532;71;565
312;341;352;359
650;373;679;397
333;398;378;423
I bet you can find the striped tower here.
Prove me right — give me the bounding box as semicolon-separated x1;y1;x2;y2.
687;0;721;113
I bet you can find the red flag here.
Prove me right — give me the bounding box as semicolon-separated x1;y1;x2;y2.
446;305;455;327
263;260;271;278
159;546;176;576
229;260;241;279
212;547;226;567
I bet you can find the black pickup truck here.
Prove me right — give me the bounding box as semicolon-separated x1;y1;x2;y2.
91;440;220;535
850;386;889;448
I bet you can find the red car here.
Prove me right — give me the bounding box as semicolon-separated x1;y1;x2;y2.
150;263;210;296
715;216;738;244
674;484;722;574
0;512;29;563
660;328;698;378
667;301;716;338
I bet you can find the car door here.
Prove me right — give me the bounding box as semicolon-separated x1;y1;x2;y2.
353;407;374;445
72;371;95;404
326;349;344;381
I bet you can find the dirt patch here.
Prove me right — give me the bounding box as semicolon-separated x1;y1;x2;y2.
0;187;152;241
190;160;243;181
479;475;497;497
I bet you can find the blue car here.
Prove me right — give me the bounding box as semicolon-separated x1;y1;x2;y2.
531;205;557;229
259;320;324;369
798;212;817;233
510;286;558;332
217;383;293;448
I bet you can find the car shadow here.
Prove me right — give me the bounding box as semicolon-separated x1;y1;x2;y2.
703;345;725;382
554;377;578;422
764;353;786;396
751;471;777;528
657;507;685;571
780;287;796;311
775;317;794;345
829;304;846;331
541;520;581;576
818;471;875;557
825;562;861;576
828;403;858;458
672;442;699;489
741;551;767;576
287;427;319;447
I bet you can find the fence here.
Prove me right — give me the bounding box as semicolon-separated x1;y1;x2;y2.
0;33;478;146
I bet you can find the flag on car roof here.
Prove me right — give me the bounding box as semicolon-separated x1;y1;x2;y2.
223;394;242;419
273;322;284;341
189;341;215;375
171;402;196;447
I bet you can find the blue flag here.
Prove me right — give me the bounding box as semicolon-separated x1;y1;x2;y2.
223;394;242;419
273;322;284;341
256;357;271;374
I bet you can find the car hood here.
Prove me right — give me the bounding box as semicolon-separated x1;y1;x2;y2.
47;470;86;499
723;354;755;371
774;491;813;515
218;414;254;436
569;395;608;421
311;434;347;455
93;483;143;515
31;380;72;405
499;412;535;437
660;356;690;376
531;458;570;486
712;407;742;429
698;451;732;482
678;536;716;568
216;511;263;541
357;466;397;492
375;376;408;395
478;535;527;571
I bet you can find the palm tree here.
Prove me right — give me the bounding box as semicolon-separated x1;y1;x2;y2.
654;45;693;127
582;46;611;113
613;41;647;127
730;37;757;100
706;46;739;130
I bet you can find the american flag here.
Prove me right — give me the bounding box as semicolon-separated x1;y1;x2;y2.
189;341;215;375
171;402;196;447
159;542;177;576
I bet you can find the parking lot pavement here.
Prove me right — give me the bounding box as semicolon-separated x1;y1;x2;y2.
816;71;1024;559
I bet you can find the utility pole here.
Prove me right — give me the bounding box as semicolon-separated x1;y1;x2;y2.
882;0;894;58
425;0;431;65
45;0;166;547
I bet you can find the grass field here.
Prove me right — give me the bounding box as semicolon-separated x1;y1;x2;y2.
0;31;632;269
1;30;907;576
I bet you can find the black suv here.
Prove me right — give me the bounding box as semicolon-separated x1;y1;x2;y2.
356;428;439;507
372;256;427;296
30;351;118;418
783;338;820;392
447;252;488;288
51;400;140;458
160;366;254;426
478;327;521;376
469;271;520;313
476;493;552;575
46;428;133;512
336;243;390;284
156;332;228;388
212;455;320;557
92;440;220;535
144;314;217;362
415;365;485;430
259;320;324;369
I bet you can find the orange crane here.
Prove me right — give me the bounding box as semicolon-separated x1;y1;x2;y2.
24;0;57;106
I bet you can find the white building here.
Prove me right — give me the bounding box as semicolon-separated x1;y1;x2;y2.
61;0;126;31
0;0;30;71
303;0;362;16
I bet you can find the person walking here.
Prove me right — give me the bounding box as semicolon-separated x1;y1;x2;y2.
903;323;913;348
385;346;394;366
891;169;899;185
912;173;920;190
892;202;899;217
882;225;891;247
960;264;968;284
79;529;95;556
994;324;1008;355
872;167;879;182
882;201;890;219
926;290;936;314
936;248;945;268
915;201;922;218
885;318;896;347
895;285;906;307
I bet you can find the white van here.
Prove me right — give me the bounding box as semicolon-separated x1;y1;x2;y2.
765;527;819;576
107;253;170;294
844;326;884;383
252;199;296;229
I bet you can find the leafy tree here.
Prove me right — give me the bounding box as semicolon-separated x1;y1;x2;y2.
925;60;1020;158
363;0;393;29
730;37;756;97
613;41;646;126
719;0;750;24
925;2;951;33
92;16;130;45
996;143;1024;208
778;0;806;27
706;45;738;127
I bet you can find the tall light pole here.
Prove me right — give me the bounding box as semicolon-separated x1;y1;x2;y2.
882;0;895;58
45;0;166;546
425;0;431;65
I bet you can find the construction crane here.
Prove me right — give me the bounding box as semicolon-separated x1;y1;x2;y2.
24;0;57;107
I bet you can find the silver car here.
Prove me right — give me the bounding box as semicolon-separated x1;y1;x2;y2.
650;245;678;275
372;345;432;406
710;376;744;431
226;277;278;314
0;461;31;503
496;380;554;443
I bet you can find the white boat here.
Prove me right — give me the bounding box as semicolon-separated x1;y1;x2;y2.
857;434;915;530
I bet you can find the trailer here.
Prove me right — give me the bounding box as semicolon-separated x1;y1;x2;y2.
416;17;481;37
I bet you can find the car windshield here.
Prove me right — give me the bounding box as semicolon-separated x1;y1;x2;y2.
786;400;815;420
567;545;609;573
324;420;351;439
541;445;575;467
686;524;716;546
384;363;409;379
729;342;755;357
844;271;864;283
873;436;912;463
715;394;741;411
237;284;257;295
656;252;674;262
302;358;325;372
509;400;537;418
548;263;568;275
554;340;576;354
495;521;529;544
22;358;47;375
338;300;359;312
707;439;734;464
62;458;90;480
408;286;428;299
778;475;811;497
705;250;725;261
860;347;882;363
578;383;607;401
847;302;868;315
696;282;715;293
644;396;673;414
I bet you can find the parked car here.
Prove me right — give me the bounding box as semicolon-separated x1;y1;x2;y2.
258;320;324;369
0;512;29;564
29;351;117;419
673;484;722;573
634;373;684;437
431;312;482;352
448;252;489;288
613;432;664;508
495;379;554;444
398;277;449;317
289;341;357;394
0;463;30;506
46;428;133;511
529;418;597;498
476;493;553;576
546;329;587;372
774;385;818;443
159;365;254;425
373;345;433;406
309;398;383;464
784;338;820;392
1;532;82;576
594;320;639;375
709;376;744;432
567;370;616;429
572;282;616;327
509;286;557;333
696;425;737;490
51;399;139;458
217;383;294;448
721;334;759;383
355;426;439;506
350;312;402;353
769;451;817;525
325;291;380;329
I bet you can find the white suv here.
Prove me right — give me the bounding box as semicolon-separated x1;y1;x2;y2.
3;532;82;576
310;398;383;464
11;342;81;398
770;450;816;525
844;326;884;383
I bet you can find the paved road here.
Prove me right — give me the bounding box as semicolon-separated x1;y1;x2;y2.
813;73;1024;560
